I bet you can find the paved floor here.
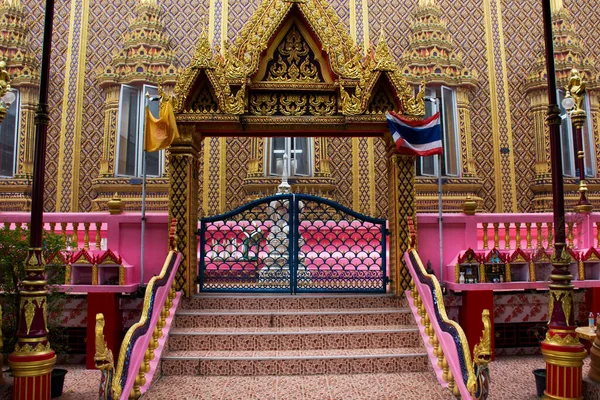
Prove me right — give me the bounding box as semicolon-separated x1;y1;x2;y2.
0;355;597;399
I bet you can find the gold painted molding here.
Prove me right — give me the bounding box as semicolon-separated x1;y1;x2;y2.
483;0;504;212
56;0;90;212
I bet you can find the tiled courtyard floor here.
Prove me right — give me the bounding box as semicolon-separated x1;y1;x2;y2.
0;355;598;399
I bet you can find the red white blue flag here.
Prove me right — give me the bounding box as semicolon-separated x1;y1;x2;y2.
386;111;443;156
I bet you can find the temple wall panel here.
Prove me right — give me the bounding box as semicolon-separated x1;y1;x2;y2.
11;0;600;213
19;0;72;212
501;0;544;213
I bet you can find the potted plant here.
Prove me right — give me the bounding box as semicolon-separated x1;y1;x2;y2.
0;225;68;397
528;324;549;398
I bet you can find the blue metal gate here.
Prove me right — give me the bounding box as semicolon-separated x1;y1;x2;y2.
197;194;388;293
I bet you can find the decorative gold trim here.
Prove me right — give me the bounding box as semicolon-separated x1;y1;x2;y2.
409;249;478;395
361;0;369;52
483;0;503;212
494;0;517;212
352;138;360;210
219;137;227;212
208;0;215;45
368;138;375;216
221;0;228;51
9;354;56;378
55;0;79;212
349;0;357;42
112;251;177;398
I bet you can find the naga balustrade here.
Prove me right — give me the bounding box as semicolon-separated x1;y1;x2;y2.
405;218;491;399
99;219;182;400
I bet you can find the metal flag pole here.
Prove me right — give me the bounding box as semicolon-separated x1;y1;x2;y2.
140;148;147;286
437;153;443;284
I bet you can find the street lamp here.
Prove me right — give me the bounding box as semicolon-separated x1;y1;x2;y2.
539;1;587;399
561;69;593;213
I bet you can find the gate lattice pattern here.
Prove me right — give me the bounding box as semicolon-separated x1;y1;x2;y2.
198;194;387;293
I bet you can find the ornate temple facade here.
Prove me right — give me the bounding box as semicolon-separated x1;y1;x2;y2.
0;0;599;217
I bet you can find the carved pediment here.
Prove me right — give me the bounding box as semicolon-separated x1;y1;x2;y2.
257;22;327;84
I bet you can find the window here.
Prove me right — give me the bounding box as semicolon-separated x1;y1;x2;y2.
416;86;460;177
0;89;20;177
116;84;161;177
267;137;312;177
558;89;595;178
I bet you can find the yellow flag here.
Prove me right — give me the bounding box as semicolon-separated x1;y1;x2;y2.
144;98;180;152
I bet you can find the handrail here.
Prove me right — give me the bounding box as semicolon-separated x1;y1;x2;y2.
404;218;491;399
110;219;181;400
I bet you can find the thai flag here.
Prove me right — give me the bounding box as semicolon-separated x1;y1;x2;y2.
386;111;443;156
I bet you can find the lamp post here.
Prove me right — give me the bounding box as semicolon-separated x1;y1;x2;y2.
562;69;593;213
539;1;587;399
7;1;56;399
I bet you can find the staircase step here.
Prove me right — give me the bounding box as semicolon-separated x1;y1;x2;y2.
143;372;455;400
181;294;407;311
161;348;428;376
168;325;422;351
174;308;413;328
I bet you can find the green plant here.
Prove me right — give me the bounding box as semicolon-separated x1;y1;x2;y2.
0;226;68;354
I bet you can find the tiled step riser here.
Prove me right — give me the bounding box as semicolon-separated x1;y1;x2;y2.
181;296;407;310
175;312;413;329
161;355;428;376
168;331;422;351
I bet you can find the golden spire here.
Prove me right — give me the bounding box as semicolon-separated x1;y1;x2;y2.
374;26;396;71
550;0;562;12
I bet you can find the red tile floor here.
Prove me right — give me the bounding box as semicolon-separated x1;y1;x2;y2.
0;355;598;399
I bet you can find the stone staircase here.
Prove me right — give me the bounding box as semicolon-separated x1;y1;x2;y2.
160;294;428;376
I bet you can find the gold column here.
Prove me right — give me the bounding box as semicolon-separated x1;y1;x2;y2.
15;85;37;178
530;89;551;178
246;137;264;178
98;85;120;177
387;145;417;294
456;88;477;177
168;125;201;297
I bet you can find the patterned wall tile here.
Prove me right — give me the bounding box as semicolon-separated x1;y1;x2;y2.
21;0;71;212
225;136;250;210
329;137;353;209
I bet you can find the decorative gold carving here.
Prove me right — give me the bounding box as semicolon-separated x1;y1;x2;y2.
94;313;114;371
280;94;307;116
22;298;35;335
266;25;321;82
544;331;581;346
250;94;278;115
339;80;365;115
473;309;492;367
309;94;336;116
107;193;124;215
223;82;246;114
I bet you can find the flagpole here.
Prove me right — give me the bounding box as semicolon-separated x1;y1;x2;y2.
437;153;443;284
140;148;147;286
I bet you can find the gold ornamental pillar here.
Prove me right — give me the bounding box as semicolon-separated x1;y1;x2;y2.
168;124;201;297
387;143;417;295
456;88;477;177
98;85;120;177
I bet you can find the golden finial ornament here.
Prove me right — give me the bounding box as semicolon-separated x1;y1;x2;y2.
107;192;124;215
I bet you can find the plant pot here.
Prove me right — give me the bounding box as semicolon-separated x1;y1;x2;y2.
533;368;546;398
51;368;68;398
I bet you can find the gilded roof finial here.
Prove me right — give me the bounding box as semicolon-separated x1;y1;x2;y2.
374;24;396;71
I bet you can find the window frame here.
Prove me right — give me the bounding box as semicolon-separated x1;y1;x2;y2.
266;137;313;178
416;85;461;178
115;84;163;178
0;88;20;178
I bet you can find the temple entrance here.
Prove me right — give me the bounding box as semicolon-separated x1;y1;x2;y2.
167;0;426;297
198;193;387;293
